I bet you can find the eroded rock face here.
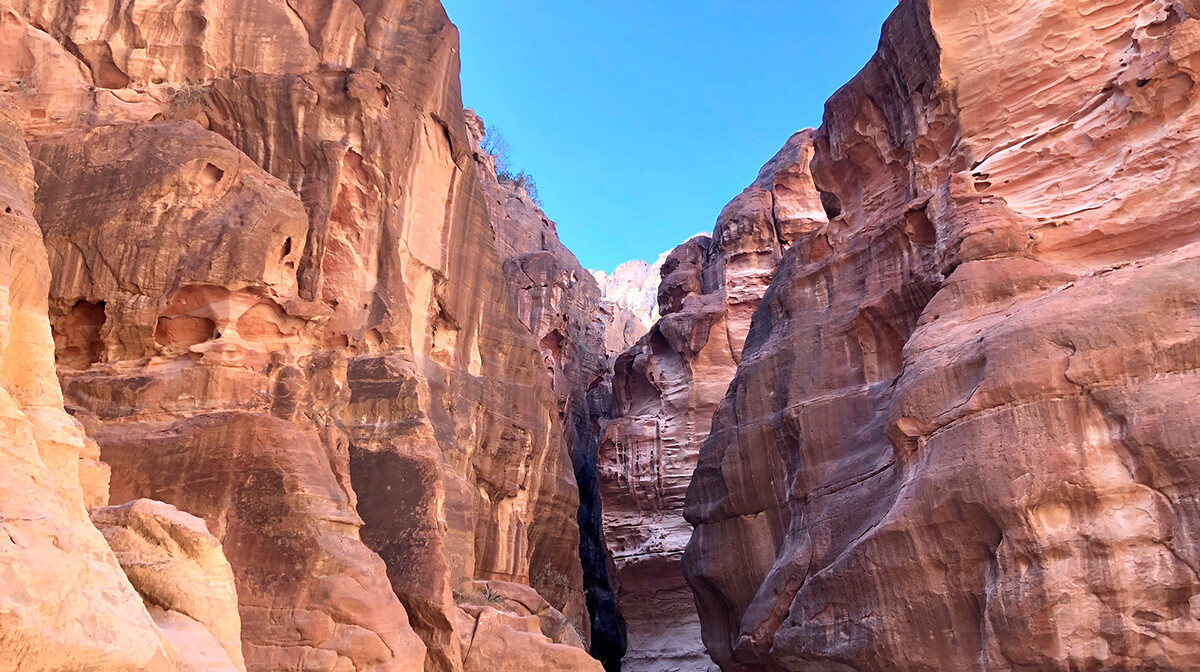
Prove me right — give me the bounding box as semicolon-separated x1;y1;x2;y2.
91;499;246;672
467;109;624;668
32;120;426;672
599;131;825;672
455;580;603;672
684;1;1200;670
1;1;593;671
0;107;173;672
592;260;661;340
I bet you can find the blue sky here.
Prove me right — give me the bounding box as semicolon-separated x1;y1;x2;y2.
442;1;899;272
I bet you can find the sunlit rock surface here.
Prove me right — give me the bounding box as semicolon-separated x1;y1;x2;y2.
592;260;662;342
684;1;1200;670
0;108;171;672
92;499;247;672
0;0;599;670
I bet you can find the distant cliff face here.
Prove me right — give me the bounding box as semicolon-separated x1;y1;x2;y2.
597;130;826;672
0;1;603;671
684;1;1200;670
592;260;662;339
467;109;626;670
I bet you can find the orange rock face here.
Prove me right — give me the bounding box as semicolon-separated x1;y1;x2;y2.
684;1;1200;670
92;499;247;672
599;130;825;672
467;109;624;667
0;109;171;672
0;109;241;672
1;1;596;671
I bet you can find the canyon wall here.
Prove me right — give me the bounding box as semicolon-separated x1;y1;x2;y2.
468;109;625;669
0;108;171;672
592;259;662;338
0;107;247;672
599;131;827;671
6;0;1199;670
0;1;603;671
683;0;1200;670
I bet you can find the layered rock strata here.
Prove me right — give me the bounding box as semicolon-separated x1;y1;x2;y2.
684;1;1200;670
1;1;598;670
467;109;623;669
0;108;173;672
599;130;826;671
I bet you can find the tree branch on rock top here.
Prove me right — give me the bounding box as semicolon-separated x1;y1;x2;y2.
498;170;542;206
480;124;511;173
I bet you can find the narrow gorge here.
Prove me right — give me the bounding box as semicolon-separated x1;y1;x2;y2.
2;0;1200;671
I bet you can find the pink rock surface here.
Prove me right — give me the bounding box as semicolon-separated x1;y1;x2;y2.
0;111;169;672
683;1;1200;670
92;499;247;672
600;131;825;671
468;109;623;666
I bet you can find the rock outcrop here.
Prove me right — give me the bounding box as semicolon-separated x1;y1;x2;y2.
1;107;245;672
455;580;602;672
92;499;247;672
1;1;599;671
599;130;825;672
0;108;172;672
684;1;1200;670
468;109;623;669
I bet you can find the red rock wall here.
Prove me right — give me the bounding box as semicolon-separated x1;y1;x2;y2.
0;106;248;672
0;109;173;672
599;131;826;671
0;1;596;671
468;109;624;668
683;1;1200;670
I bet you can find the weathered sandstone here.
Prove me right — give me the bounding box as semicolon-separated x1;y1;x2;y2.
468;109;624;667
1;0;596;670
684;1;1200;670
0;108;170;672
29;117;427;672
454;580;603;672
592;260;661;340
599;130;825;672
92;499;247;672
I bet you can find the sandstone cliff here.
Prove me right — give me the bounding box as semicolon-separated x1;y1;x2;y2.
0;1;601;670
467;109;624;669
0;108;172;672
7;0;1199;670
1;105;250;672
599;130;825;672
592;259;661;342
684;1;1200;670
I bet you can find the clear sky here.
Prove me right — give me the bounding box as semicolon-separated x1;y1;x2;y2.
442;1;900;272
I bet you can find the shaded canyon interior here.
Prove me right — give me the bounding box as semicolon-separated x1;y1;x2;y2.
2;0;1200;671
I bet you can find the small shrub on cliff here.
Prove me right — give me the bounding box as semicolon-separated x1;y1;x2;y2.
482;585;505;604
480;123;544;207
172;79;210;110
498;169;543;206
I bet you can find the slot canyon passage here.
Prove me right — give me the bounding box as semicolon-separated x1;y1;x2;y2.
2;0;1200;670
